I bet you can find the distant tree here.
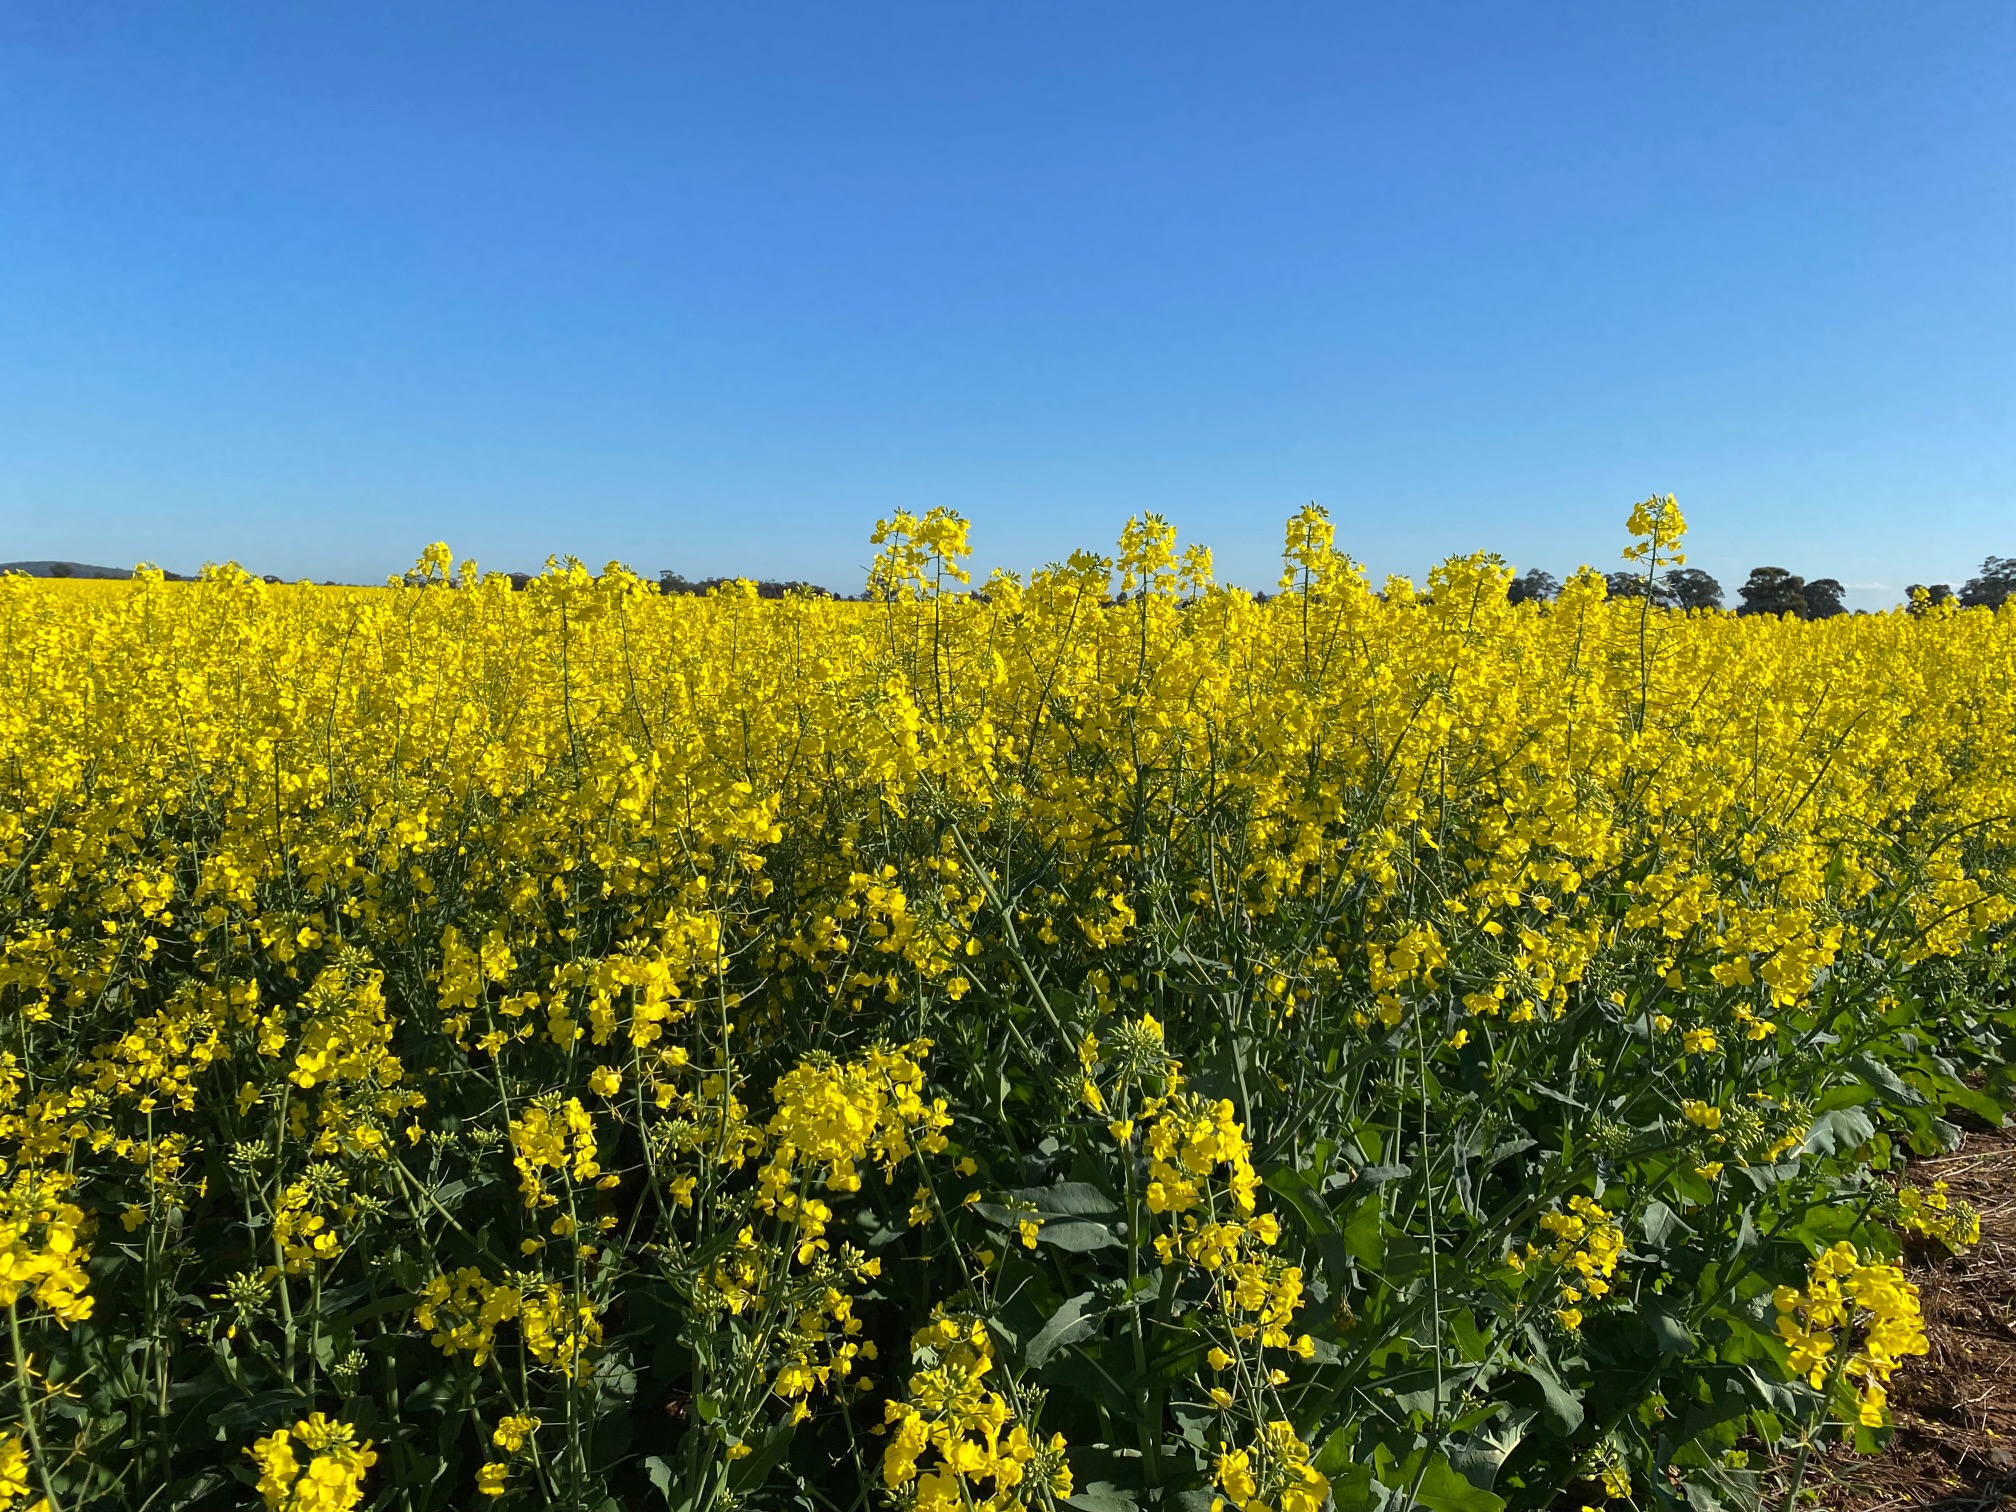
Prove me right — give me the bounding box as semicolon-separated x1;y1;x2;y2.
1736;567;1807;618
1905;583;1955;615
1508;568;1559;605
1604;570;1653;601
1803;578;1848;619
1664;567;1723;612
659;569;839;600
47;562;73;578
1959;555;2016;610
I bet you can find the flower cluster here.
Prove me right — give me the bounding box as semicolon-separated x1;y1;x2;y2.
881;1313;1072;1512
1892;1181;1981;1253
0;1167;93;1323
1510;1195;1626;1331
285;956;402;1091
1773;1242;1930;1426
246;1414;376;1512
267;1163;360;1274
1210;1419;1329;1512
766;1042;952;1184
756;1042;951;1262
766;1245;884;1424
868;508;974;601
509;1097;603;1207
414;1268;603;1378
475;1413;541;1496
1136;1084;1260;1221
0;1432;35;1512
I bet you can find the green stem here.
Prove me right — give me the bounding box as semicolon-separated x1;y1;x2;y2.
1778;1439;1811;1512
8;1302;68;1512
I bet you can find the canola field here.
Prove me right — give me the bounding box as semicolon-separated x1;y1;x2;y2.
1;500;2011;1512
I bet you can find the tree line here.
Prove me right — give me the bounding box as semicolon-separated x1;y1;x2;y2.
1506;555;2016;617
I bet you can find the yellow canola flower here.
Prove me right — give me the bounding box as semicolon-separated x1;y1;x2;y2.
880;1312;1071;1512
508;1097;601;1207
0;1433;33;1511
246;1414;375;1512
1774;1242;1930;1426
1896;1181;1981;1252
0;1168;94;1324
491;1414;541;1454
1211;1420;1328;1512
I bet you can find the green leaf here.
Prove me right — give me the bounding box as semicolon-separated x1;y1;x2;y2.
1344;1196;1385;1270
1852;1054;1923;1107
1522;1361;1585;1436
1414;1452;1508;1512
1035;1218;1124;1252
643;1456;675;1505
1311;1426;1359;1479
1645;1306;1692;1354
1943;1084;2008;1124
1380;1227;1429;1285
1172;1402;1215;1451
1529;1082;1588;1111
1006;1182;1120;1216
1641;1199;1690;1251
1797;1107;1875;1159
727;1420;796;1492
972;1202;1122;1251
1447;1307;1491;1364
1328;1462;1380;1512
1814;1082;1876;1112
1741;1365;1806;1416
205;1391;302;1435
1331;1162;1410;1204
323;1290;424;1329
1356;1162;1412;1185
1263;1165;1353;1284
1026;1292;1102;1368
1066;1482;1139;1512
1679;1462;1762;1512
1445;1405;1532;1492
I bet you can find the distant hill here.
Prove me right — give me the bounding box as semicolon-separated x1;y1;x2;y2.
0;560;194;581
1;560;132;579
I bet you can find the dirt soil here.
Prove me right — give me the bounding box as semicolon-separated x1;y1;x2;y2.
1807;1122;2016;1512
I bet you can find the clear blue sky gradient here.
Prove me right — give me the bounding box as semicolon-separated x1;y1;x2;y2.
2;3;2011;603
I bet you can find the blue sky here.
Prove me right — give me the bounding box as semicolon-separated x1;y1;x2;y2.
1;3;2010;603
